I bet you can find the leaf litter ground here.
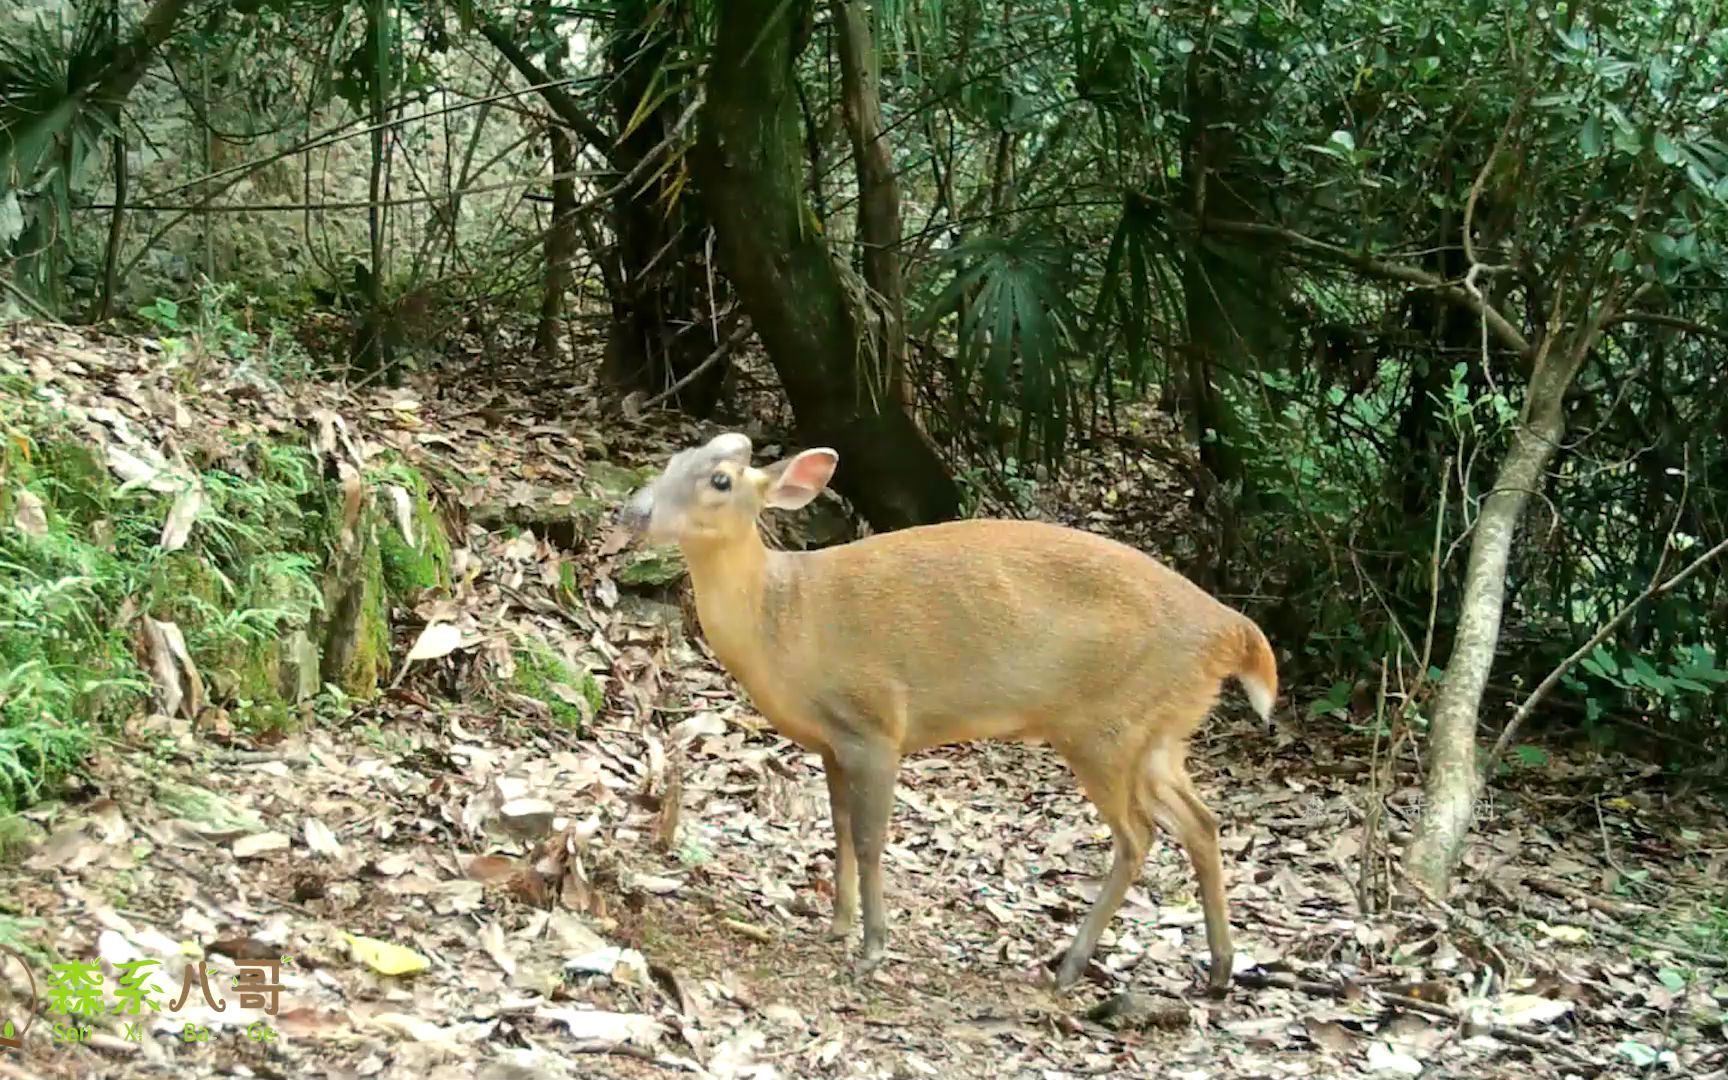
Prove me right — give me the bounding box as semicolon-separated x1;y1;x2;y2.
1;323;1725;1080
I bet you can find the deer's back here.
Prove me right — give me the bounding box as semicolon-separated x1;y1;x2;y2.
756;519;1239;751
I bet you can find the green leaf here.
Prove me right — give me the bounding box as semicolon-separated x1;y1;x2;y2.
1512;745;1549;769
1653;132;1681;166
1586;645;1619;677
1580;115;1603;156
1329;129;1356;152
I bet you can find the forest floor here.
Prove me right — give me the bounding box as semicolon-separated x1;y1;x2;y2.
2;322;1726;1080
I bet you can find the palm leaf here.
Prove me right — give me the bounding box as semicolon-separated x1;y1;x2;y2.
916;231;1078;465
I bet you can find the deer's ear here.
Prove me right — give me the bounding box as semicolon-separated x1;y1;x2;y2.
761;448;838;510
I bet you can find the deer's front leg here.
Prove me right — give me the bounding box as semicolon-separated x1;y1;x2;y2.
821;752;858;940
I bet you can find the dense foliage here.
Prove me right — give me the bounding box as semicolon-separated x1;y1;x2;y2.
2;0;1725;873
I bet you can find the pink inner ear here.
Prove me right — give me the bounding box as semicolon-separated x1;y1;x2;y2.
781;450;836;495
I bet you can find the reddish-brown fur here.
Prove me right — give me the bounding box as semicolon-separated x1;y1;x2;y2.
620;433;1277;994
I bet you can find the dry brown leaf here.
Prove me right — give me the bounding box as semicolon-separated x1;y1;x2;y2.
303;817;344;858
479;921;516;978
12;488;47;537
159;481;203;551
233;831;290;859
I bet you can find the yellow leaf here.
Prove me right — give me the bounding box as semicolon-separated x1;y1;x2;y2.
1604;797;1635;812
1539;922;1591;944
344;932;430;976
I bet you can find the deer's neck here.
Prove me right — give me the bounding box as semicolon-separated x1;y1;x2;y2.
681;532;781;676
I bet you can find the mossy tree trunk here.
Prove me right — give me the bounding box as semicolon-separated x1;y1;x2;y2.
693;0;960;531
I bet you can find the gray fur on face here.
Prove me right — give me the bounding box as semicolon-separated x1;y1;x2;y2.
621;432;757;540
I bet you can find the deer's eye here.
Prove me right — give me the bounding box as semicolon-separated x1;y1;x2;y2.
709;471;731;492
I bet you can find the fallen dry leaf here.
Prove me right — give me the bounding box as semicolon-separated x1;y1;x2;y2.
159;481;203;551
12;488;47;537
232;831;290;859
302;817;344;857
344;932;431;976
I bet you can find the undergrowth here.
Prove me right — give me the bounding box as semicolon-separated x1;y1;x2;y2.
0;384;336;811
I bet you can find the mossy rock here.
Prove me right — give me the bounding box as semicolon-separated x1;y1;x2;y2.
510;639;602;732
467;486;605;550
618;547;687;588
317;509;392;699
154;779;266;834
143;553;305;729
378;466;452;602
586;461;657;497
0;815;46;862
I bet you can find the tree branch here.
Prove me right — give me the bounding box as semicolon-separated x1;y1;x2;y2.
479;21;620;166
1485;532;1728;773
637;316;753;410
1605;311;1728;346
1202;218;1532;359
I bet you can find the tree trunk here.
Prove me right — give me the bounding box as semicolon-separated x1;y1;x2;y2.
536;119;578;358
694;0;960;531
535;36;578;359
831;0;908;408
94;0;192;103
480;13;721;411
597;0;724;415
351;0;394;379
1405;297;1627;894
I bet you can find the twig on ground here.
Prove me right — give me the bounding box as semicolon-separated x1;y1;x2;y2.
1390;859;1516;976
1233;969;1595;1067
1523;876;1653;917
567;1040;701;1072
723;917;773;944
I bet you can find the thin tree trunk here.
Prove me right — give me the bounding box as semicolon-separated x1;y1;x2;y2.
1181;51;1280;590
1405;295;1629;893
535;29;577;360
831;0;908;407
351;0;393;378
95;0;127;325
537;120;578;359
695;0;960;531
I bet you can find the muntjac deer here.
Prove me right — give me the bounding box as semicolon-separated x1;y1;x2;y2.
618;433;1277;995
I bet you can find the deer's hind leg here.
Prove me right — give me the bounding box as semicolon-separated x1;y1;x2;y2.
1053;719;1155;988
1138;737;1233;996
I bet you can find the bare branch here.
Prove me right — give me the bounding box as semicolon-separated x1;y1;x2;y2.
637;317;754;411
1485;532;1728;772
1202;218;1532;359
1605;310;1728;346
478;21;620;165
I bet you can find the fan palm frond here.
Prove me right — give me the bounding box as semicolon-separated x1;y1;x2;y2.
917;230;1079;465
